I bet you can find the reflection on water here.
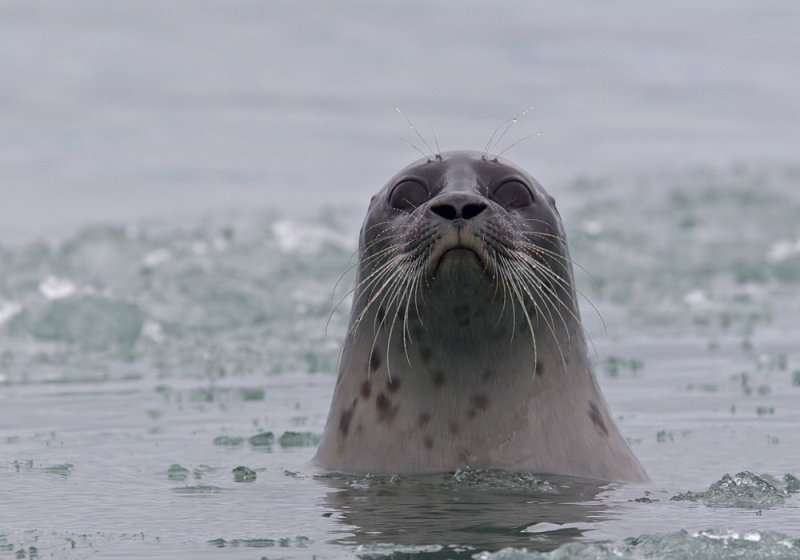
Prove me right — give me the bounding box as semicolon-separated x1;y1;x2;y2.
317;469;610;558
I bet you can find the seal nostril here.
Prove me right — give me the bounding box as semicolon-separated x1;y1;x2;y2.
431;204;458;220
462;203;487;220
431;201;487;220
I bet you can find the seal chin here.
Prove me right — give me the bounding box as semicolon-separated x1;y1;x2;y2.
315;150;650;482
427;227;490;276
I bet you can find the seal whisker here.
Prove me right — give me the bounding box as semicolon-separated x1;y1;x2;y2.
379;259;417;366
502;256;567;370
496;259;518;343
490;232;571;361
378;254;426;378
515;220;568;242
487;247;513;331
367;260;415;379
394;106;436;161
333;252;409;375
483;107;535;159
367;256;413;333
315;149;649;483
508;258;570;370
327;239;409;335
516;240;601;296
496;258;538;365
349;254;409;337
496;132;540;158
428;121;442;160
394;134;434;162
513;244;604;353
363;219;409;239
513;249;575;307
327;247;362;335
349;250;404;309
513;251;576;333
399;255;427;364
411;260;427;330
515;240;573;267
495;107;535;151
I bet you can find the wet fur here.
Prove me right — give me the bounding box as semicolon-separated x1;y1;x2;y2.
315;151;648;482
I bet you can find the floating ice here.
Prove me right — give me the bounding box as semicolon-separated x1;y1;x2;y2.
522;522;584;534
684;289;711;310
142;248;172;269
38;276;77;300
672;471;791;508
0;300;23;324
141;320;165;343
271;219;353;254
278;431;321;447
476;529;800;559
766;238;800;263
355;544;444;557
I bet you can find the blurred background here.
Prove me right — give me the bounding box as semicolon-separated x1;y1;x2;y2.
2;2;800;558
2;0;798;241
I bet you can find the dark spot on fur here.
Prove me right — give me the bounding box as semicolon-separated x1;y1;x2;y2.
360;380;372;399
369;347;380;372
448;421;459;435
387;376;401;393
423;436;433;449
339;409;353;436
377;307;386;322
535;361;544;377
419;346;432;363
376;393;390;412
471;394;489;411
482;369;493;382
376;393;397;422
419;412;431;427
431;370;445;387
588;401;609;436
458;317;470;328
467;409;476;419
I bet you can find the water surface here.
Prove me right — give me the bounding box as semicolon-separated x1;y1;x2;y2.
2;2;800;558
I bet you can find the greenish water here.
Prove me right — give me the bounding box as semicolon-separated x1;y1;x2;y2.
4;0;800;556
2;166;800;559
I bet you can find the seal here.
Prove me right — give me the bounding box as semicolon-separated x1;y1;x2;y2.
314;150;648;483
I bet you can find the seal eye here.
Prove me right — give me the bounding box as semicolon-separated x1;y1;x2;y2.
492;180;533;209
389;179;429;211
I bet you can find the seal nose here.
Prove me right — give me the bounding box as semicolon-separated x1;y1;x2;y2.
429;193;488;221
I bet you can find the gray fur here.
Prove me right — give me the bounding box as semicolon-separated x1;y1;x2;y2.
314;151;648;482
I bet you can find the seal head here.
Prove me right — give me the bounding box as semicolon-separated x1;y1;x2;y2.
314;150;648;483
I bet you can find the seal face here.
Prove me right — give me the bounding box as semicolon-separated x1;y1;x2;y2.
314;150;648;483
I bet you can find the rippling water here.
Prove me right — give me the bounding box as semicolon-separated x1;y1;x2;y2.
2;1;800;559
3;167;800;559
